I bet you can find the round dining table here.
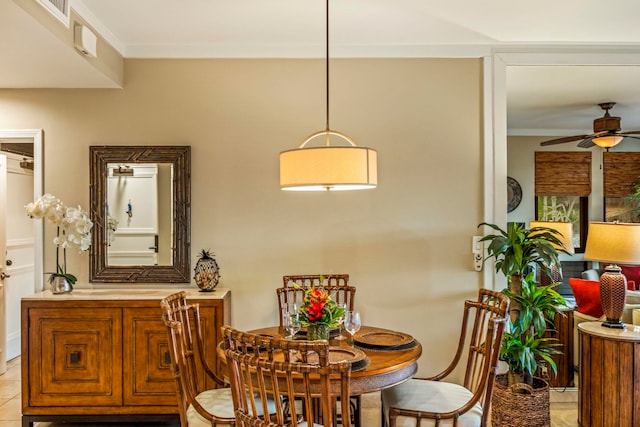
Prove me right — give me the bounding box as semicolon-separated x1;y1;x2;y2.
218;325;422;396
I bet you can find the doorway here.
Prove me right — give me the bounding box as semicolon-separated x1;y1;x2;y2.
0;129;42;373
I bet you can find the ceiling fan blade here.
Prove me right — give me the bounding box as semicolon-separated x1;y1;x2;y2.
577;138;596;148
540;134;591;146
620;130;640;136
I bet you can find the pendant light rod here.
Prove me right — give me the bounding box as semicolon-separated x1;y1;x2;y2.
325;0;330;143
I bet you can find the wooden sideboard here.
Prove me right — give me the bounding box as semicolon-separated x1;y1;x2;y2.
578;321;640;427
21;288;230;426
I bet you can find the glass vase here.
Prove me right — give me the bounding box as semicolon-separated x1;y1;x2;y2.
307;324;330;341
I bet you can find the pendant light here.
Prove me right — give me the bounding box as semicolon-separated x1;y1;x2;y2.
279;0;377;191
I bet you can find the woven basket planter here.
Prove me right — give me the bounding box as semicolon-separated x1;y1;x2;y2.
491;374;550;427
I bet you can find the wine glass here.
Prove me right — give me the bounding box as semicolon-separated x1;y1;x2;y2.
344;311;361;345
285;311;301;340
285;303;299;319
335;303;348;340
282;303;298;329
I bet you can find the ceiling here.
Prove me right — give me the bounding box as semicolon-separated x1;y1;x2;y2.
3;0;640;140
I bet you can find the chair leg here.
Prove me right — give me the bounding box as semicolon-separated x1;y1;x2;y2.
351;396;361;427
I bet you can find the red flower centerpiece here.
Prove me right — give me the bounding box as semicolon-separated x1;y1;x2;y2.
298;278;345;340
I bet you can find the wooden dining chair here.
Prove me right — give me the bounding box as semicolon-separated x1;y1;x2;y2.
222;325;352;427
277;273;359;427
381;288;510;427
278;274;355;328
160;291;237;426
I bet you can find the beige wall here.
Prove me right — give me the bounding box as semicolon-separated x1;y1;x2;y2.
0;57;484;376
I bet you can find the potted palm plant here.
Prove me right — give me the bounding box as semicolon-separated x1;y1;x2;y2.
499;272;565;385
478;222;569;426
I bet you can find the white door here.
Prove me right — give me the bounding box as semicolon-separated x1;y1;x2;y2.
0;129;43;370
0;154;7;374
4;152;35;361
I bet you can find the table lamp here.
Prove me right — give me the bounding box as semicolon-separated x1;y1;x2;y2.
530;221;574;286
584;222;640;328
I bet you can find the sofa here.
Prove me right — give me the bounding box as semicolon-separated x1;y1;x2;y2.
570;266;640;368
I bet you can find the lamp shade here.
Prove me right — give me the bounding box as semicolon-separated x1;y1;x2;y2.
584;222;640;264
530;221;575;255
593;135;624;148
280;145;377;191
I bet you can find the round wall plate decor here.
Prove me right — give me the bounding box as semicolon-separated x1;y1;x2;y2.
507;176;522;213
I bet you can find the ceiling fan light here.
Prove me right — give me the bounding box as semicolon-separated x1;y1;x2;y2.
593;135;624;148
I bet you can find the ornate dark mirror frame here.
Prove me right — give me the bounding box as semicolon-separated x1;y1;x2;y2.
89;146;191;283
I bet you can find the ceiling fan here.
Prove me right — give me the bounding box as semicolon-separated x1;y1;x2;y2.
539;102;640;149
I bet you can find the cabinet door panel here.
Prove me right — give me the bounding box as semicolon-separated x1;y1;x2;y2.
123;307;177;406
123;305;220;406
29;308;122;406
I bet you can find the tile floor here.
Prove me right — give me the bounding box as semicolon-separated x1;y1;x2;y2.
0;356;579;426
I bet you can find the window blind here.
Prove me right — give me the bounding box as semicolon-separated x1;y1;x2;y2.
603;152;640;197
535;151;591;196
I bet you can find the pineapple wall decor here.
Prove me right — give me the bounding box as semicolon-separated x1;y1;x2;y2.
194;249;220;292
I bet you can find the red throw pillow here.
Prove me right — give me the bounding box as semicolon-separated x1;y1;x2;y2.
569;278;603;318
627;280;638;291
619;265;640;290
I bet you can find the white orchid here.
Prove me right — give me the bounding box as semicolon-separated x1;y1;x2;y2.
62;206;93;252
25;194;93;285
25;193;64;225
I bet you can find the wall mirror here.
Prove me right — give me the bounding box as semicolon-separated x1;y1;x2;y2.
89;146;191;282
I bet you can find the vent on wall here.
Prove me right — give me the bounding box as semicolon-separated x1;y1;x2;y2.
36;0;70;27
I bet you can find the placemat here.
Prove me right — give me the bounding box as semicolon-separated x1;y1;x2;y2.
307;346;367;367
354;330;414;348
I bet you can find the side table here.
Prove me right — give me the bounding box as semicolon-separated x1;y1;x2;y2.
578;321;640;427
